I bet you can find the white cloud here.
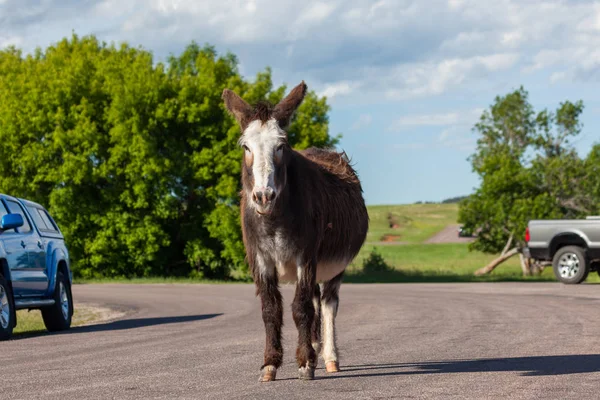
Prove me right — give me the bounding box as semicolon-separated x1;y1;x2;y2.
299;2;337;23
500;30;524;47
523;49;562;73
318;81;357;99
380;53;518;100
440;31;486;51
389;108;482;131
447;0;465;10
387;127;476;152
1;0;600;102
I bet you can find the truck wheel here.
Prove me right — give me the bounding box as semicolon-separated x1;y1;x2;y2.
553;246;589;284
0;274;14;340
41;271;73;332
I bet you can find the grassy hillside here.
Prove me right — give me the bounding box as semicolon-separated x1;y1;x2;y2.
365;203;459;243
348;203;558;282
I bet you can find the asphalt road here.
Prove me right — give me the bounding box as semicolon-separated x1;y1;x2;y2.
3;282;600;400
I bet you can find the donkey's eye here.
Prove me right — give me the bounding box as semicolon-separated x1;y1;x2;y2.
274;144;284;164
242;145;251;153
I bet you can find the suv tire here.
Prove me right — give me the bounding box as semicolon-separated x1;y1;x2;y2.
0;274;14;340
42;271;73;332
553;246;589;284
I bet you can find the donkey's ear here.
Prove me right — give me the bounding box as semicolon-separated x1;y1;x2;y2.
222;89;253;130
273;81;307;128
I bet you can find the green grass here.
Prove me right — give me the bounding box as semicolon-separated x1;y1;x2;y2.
346;243;558;283
365;203;459;243
14;305;106;335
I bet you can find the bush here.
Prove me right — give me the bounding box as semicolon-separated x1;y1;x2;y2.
362;248;393;273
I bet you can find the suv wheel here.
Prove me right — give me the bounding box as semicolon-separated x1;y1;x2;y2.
41;271;73;332
0;274;14;340
553;246;589;284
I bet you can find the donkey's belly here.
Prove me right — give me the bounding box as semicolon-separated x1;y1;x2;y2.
316;261;347;282
276;261;347;283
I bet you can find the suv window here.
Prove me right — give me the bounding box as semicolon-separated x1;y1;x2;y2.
0;202;7;220
39;209;58;232
5;200;31;234
0;202;12;233
26;205;48;230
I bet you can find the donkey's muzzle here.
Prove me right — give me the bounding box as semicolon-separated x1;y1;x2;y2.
252;188;275;207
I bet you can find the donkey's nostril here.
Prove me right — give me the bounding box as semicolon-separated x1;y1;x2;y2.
252;189;275;205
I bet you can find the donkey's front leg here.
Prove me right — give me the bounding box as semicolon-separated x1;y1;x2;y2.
257;273;283;382
292;258;317;380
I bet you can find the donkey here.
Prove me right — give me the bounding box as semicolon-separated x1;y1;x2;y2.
222;82;369;381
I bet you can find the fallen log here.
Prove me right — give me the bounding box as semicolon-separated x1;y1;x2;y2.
474;247;519;276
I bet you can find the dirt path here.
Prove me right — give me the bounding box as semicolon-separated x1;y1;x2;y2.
424;223;475;244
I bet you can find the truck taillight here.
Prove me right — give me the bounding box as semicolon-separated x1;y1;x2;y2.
525;227;530;243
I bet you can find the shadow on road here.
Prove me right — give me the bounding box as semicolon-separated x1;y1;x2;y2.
14;313;222;340
71;313;223;333
344;269;556;283
323;355;600;378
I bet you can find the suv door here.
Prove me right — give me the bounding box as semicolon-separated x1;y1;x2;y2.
0;200;31;297
4;199;47;296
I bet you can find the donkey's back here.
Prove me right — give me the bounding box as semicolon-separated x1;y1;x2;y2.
296;147;369;281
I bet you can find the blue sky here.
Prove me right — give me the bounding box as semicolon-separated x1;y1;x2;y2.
1;0;599;205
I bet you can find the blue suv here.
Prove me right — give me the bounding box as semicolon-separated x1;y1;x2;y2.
0;194;73;340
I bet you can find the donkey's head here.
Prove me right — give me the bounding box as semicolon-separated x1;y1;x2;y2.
222;82;307;215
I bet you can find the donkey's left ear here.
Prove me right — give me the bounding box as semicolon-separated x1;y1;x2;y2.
273;81;307;128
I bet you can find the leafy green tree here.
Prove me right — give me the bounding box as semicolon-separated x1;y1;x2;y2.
459;87;599;275
0;35;337;279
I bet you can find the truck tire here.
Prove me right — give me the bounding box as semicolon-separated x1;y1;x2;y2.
0;274;14;340
41;271;73;332
552;246;589;284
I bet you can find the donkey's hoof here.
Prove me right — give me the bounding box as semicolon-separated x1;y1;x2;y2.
259;365;277;382
325;361;340;373
298;366;315;380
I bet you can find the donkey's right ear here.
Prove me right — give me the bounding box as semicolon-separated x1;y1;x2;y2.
222;89;253;130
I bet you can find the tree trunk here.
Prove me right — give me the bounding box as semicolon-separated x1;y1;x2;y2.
502;233;514;256
519;253;530;276
474;248;519;276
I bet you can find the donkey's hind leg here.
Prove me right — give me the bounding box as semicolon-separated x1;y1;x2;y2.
292;259;318;380
321;272;344;373
311;283;322;359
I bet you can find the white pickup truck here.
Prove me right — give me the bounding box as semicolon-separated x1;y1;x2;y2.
525;216;600;284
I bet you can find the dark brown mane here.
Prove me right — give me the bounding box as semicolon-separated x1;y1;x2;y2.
299;148;360;185
250;101;274;125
